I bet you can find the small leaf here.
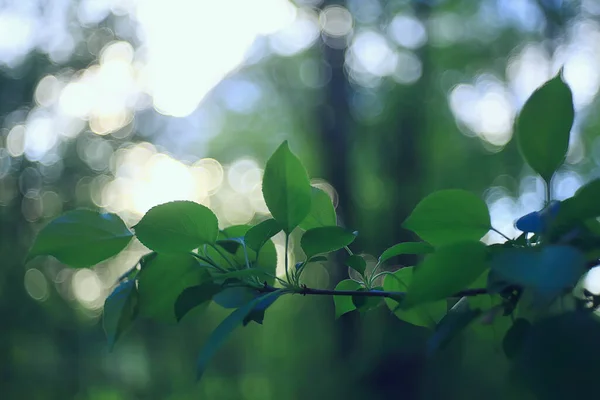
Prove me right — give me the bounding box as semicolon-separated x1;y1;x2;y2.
133;201;218;254
262;141;312;234
103;279;138;351
427;297;482;356
402;190;490;246
346;255;366;276
383;267;446;328
405;241;489;307
243;291;286;326
503;318;531;359
244;219;282;252
516;71;574;182
28;209;133;268
379;242;434;264
196;290;284;381
175;283;222;322
300;226;356;259
137;253;211;323
490;245;585;304
333;279;362;318
299;187;337;230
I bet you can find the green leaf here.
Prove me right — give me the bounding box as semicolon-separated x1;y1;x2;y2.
516;71;574;182
300;226;356;259
402;190;490;246
27;209;133;268
215;269;272;282
103;279;138;351
503;318;531;359
383;267;446;328
174;283;222;322
299;187;337;230
243;290;286;326
426;297;482;356
133;201;218;254
379;242;434;264
490;245;585;304
550;180;600;239
333;279;362;318
244;218;282;252
196;290;284;381
262;141;312;234
352;288;382;312
345;255;366;276
405;241;489;307
213;287;260;309
137;253;211;323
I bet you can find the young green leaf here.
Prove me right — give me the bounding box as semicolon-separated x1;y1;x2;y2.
133;201;218;254
490;245;585;304
405;241;489;307
402;190;490;246
345;255;366;276
300;226;356;259
261;141;312;234
137;253;212;323
299;187;337;230
196;290;284;381
27;209;133;268
516;71;574;183
383;267;446;328
244;218;282;252
174;283;222;322
103;279;139;351
379;242;434;264
333;279;362;318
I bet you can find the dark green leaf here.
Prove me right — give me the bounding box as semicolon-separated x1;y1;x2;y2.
383;267;446;328
352;287;382;312
333;279;362;318
503;318;531;359
213;287;260;309
27;209;133;268
215;237;243;254
214;269;272;282
345;255;366;275
196;290;284;381
244;218;282;252
516;71;574;182
243;290;287;326
137;253;211;323
379;242;434;264
103;279;138;351
427;297;481;356
310;256;328;263
174;283;222;322
490;245;585;304
133;201;218;254
402;190;490;246
300;226;356;259
405;241;489;307
299;187;337;230
262;141;312;234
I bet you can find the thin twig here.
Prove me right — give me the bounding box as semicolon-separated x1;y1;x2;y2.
257;284;488;298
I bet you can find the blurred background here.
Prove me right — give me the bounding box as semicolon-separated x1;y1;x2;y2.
2;0;599;399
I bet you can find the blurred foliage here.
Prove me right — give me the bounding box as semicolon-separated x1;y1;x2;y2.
2;0;600;399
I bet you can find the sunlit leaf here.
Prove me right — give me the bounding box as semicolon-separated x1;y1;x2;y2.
196;290;284;381
490;245;585;304
174;283;222;322
244;219;282;252
516;71;574;183
383;267;446;328
402;190;490;246
345;255;366;276
405;241;489;307
379;242;434;264
299;187;337;230
27;209;133;268
262;141;312;234
137;253;211;323
133;201;218;254
426;297;481;356
333;279;362;318
300;226;356;259
103;279;138;351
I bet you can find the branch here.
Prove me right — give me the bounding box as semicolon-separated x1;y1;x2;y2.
258;284;488;299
